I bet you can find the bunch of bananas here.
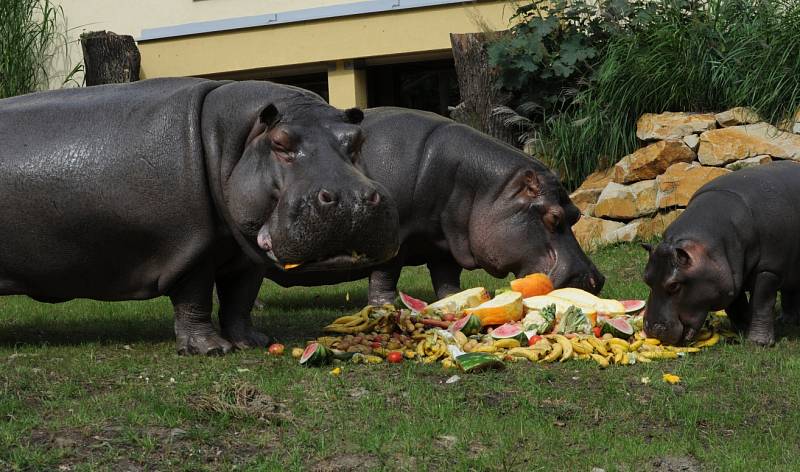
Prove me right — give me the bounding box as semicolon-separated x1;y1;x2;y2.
323;306;377;334
416;331;449;364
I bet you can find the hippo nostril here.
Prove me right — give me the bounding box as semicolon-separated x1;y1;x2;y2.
318;189;337;206
366;191;381;206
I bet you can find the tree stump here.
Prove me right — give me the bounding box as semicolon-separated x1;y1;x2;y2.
449;32;517;147
80;31;141;86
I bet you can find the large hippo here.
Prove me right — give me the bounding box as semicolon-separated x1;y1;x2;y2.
265;107;604;304
643;161;800;346
0;78;399;354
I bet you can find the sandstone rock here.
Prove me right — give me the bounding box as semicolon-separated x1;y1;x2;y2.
697;123;800;166
725;154;772;170
683;134;700;151
656;162;730;209
570;167;615;214
572;216;624;252
635;209;684;240
613;140;695;184
570;188;602;214
593;180;657;220
636;112;717;141
715;107;761;127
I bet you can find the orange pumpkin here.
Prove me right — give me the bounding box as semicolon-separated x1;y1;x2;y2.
509;273;554;298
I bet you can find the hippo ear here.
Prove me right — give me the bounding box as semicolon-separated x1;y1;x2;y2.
641;243;653;253
675;247;692;267
259;104;282;128
523;169;542;197
344;108;364;124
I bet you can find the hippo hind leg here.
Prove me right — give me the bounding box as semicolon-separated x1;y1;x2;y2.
745;271;780;346
170;264;233;356
778;290;800;326
427;256;463;301
217;267;271;350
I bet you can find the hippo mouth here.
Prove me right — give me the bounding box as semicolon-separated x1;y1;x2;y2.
256;225;380;272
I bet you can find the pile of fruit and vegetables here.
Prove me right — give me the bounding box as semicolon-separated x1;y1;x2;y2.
288;273;733;372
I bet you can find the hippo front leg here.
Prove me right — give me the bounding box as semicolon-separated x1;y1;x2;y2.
778;290;800;326
726;291;751;333
170;265;233;356
746;271;780;346
217;267;271;349
427;256;463;300
368;257;404;306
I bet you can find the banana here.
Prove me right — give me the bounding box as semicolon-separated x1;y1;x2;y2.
612;349;625;365
579;339;596;354
494;338;521;349
634;352;652;363
574;353;590;360
634;331;646;340
639;350;679;360
695;329;714;342
570;338;592;355
554;335;573;362
629;339;645;351
541;342;563;363
665;346;701;353
692;332;720;348
644;338;662;346
416;340;426;357
508;347;539;362
587;336;609;356
590;353;609;368
453;331;469;347
607;338;630;351
442;358;456;369
472;344;498;353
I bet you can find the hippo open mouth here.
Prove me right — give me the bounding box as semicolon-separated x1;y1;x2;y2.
257;225;383;272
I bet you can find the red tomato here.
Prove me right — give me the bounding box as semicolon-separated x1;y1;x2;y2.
267;343;285;356
593;326;602;338
387;351;404;363
527;335;543;346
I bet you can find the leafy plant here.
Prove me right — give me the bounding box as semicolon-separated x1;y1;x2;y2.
491;0;800;190
0;0;82;99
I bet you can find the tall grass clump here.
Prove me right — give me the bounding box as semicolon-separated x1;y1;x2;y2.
493;0;800;190
0;0;78;99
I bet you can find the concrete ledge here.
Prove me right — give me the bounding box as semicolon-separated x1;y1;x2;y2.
140;0;476;41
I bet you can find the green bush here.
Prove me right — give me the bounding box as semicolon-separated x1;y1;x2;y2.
0;0;80;99
492;0;800;190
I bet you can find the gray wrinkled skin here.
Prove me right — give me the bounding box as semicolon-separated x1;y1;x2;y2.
0;78;399;354
265;107;604;304
643;161;800;346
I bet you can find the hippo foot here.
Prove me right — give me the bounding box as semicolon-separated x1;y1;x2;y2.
746;329;775;347
176;332;234;356
223;327;272;350
368;292;398;306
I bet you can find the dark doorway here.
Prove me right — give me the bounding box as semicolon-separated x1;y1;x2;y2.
366;59;460;116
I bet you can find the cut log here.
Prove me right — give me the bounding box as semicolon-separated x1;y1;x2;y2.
80;31;140;85
449;32;516;147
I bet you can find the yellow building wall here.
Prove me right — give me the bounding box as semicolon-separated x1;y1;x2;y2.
51;0;369;86
137;2;513;78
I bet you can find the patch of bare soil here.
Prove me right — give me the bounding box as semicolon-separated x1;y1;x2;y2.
313;453;380;472
650;455;702;472
194;381;292;424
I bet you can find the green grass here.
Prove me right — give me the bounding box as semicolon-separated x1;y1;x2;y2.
1;243;799;471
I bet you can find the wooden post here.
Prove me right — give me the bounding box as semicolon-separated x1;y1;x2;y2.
80;31;141;86
449;32;517;147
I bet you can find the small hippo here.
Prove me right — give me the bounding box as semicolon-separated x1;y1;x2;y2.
0;78;399;354
643;161;800;346
265;107;604;304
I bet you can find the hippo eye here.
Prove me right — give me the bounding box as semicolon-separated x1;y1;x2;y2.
666;282;681;294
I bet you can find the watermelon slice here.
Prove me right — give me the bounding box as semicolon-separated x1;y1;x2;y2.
601;317;634;338
621;299;646;314
490;323;525;342
399;292;428;312
449;314;482;336
455;352;504;373
299;342;332;366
